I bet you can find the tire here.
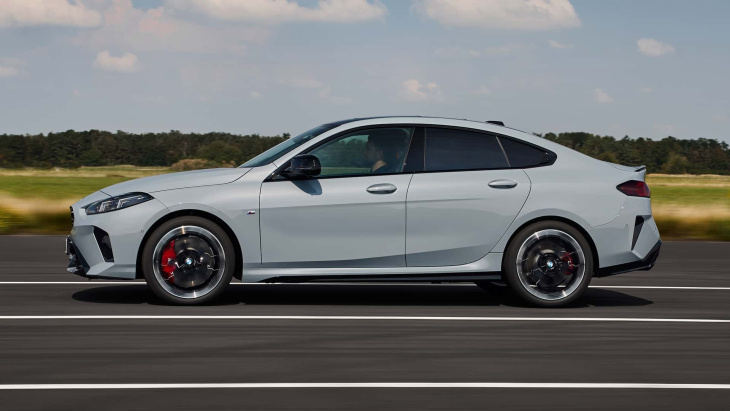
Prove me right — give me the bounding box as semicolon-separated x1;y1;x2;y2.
503;220;594;307
142;216;236;305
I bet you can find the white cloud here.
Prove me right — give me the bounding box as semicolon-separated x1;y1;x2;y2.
74;0;270;54
713;114;727;123
0;65;19;77
435;46;480;58
593;88;614;104
0;57;25;77
548;39;573;49
484;45;512;55
639;87;652;94
278;77;324;89
471;85;491;95
0;0;101;28
318;85;352;105
166;0;387;23
637;38;675;57
402;79;442;102
413;0;581;30
93;50;140;73
250;91;262;98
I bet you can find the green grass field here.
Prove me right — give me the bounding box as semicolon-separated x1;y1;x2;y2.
1;167;729;239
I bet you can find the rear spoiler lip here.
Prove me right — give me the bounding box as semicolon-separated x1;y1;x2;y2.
607;162;647;173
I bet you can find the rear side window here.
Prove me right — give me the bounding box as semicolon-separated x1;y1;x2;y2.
425;128;508;172
498;137;551;168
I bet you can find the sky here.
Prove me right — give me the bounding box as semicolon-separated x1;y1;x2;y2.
1;0;729;142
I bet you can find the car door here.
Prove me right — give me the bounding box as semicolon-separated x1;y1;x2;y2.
406;127;532;267
259;127;415;268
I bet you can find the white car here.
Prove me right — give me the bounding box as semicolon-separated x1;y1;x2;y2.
66;117;661;307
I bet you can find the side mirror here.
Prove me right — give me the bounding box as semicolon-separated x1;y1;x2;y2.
282;154;321;178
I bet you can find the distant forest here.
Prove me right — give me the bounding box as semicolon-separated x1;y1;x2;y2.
0;129;728;174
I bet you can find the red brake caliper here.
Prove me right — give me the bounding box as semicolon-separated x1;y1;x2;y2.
561;252;575;275
160;240;176;284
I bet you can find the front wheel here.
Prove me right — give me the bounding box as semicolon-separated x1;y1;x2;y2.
141;216;236;305
503;221;594;307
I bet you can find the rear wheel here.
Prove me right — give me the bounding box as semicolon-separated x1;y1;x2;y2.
142;216;235;305
503;221;593;307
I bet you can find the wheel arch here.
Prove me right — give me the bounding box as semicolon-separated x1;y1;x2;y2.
499;216;600;275
135;209;244;280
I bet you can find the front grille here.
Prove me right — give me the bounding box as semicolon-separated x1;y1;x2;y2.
70;206;74;225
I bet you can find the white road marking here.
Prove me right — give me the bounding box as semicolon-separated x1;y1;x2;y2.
1;382;730;390
0;315;728;323
1;282;729;291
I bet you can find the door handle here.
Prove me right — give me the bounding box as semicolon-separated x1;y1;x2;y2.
367;183;397;194
488;179;518;189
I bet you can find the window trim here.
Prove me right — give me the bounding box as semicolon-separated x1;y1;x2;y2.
265;123;557;182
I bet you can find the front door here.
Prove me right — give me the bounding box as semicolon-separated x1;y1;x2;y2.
259;127;415;268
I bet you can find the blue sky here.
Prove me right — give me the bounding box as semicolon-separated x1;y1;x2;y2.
1;0;728;142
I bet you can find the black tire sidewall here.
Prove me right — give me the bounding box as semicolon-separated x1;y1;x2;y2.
503;221;594;307
142;216;236;305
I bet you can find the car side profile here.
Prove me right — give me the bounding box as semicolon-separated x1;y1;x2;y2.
66;117;661;307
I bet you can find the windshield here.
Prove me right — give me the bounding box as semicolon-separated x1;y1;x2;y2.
240;124;338;168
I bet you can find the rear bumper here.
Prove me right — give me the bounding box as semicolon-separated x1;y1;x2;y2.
595;239;662;277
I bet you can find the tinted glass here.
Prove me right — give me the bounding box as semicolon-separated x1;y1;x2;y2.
425;128;508;171
308;127;413;177
241;123;337;167
499;137;550;168
402;127;425;173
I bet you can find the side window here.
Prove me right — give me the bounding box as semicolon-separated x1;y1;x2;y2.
424;128;508;172
308;127;413;177
498;137;552;168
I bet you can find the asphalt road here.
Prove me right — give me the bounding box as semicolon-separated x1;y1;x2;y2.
0;236;729;410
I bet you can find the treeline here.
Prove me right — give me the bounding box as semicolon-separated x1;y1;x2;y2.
0;129;729;174
0;130;289;168
541;132;730;174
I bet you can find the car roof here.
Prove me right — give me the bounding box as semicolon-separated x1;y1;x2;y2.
326;116;495;127
326;116;535;136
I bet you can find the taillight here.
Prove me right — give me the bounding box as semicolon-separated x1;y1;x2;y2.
617;180;651;198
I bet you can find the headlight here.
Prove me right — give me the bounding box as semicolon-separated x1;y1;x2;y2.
84;193;153;215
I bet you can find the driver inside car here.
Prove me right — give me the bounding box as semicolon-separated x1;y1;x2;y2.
365;130;408;173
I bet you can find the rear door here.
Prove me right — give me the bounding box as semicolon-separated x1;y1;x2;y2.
406;127;531;267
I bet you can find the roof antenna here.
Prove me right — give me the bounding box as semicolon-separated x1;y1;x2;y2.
487;121;505;126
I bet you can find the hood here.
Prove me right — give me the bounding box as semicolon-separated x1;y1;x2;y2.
100;167;251;196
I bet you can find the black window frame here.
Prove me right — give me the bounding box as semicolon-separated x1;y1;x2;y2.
265;124;557;181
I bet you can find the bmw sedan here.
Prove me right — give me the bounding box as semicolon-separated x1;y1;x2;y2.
66;117;661;307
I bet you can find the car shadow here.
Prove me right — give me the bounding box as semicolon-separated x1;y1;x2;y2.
72;283;653;308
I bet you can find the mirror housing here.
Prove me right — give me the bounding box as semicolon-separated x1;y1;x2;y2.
282;154;321;178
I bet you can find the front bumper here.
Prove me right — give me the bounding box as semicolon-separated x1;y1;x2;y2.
65;236;88;276
67;196;169;280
